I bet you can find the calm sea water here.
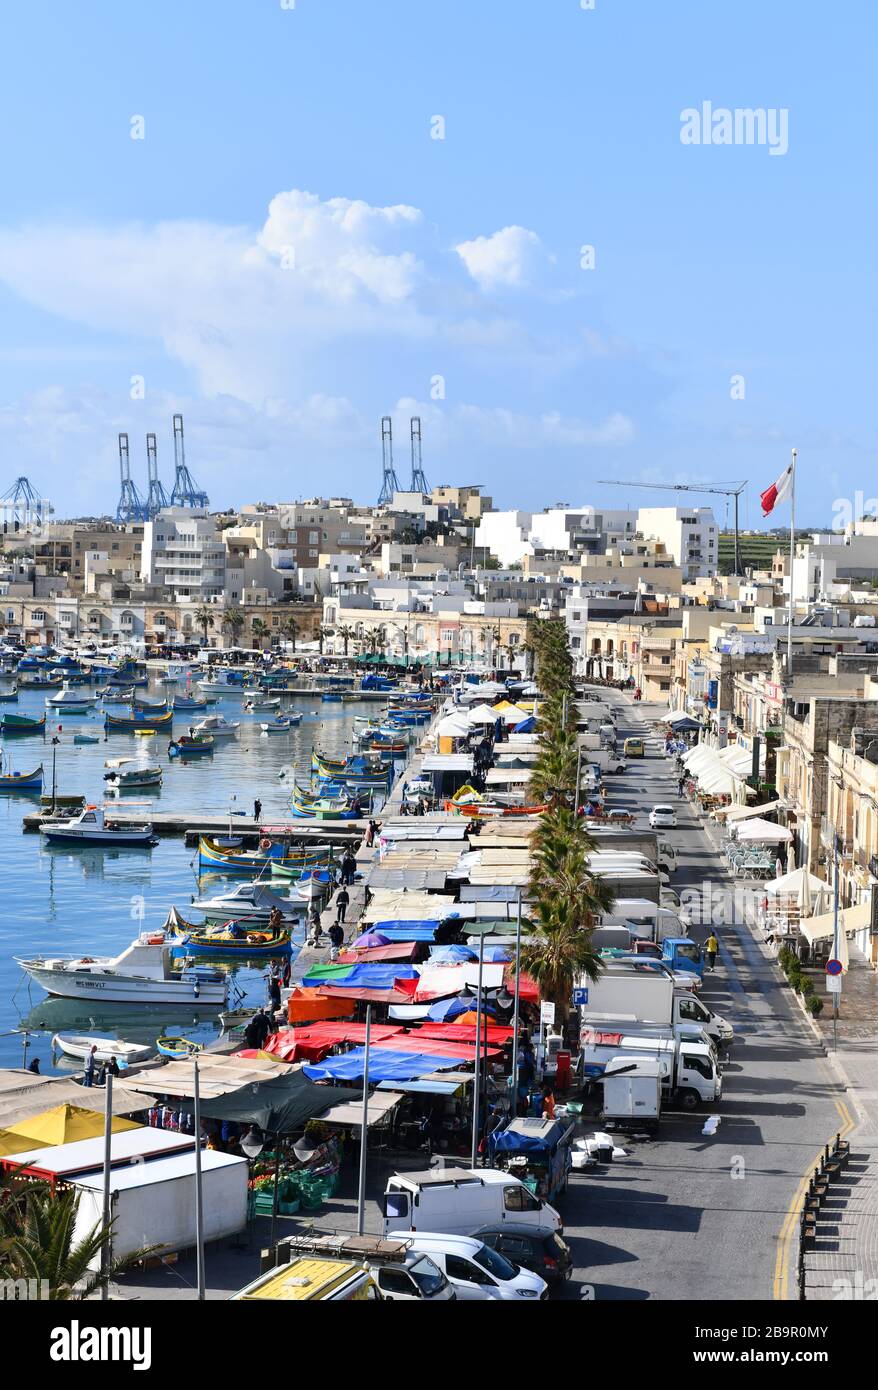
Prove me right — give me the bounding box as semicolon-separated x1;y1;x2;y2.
0;682;402;1071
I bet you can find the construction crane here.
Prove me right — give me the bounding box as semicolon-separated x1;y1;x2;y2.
0;477;50;533
409;416;429;495
170;414;209;509
145;433;170;518
116;434;149;523
377;415;401;506
596;477;748;576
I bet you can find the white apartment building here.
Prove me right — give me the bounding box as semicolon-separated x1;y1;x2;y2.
140;509;226;603
637;506;718;580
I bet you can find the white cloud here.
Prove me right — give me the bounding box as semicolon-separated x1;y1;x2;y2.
454;225;545;290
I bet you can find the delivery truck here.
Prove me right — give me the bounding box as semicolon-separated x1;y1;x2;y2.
600;898;687;942
382;1167;562;1238
577;966;733;1045
580;1030;722;1109
70;1148;249;1270
600;1056;663;1133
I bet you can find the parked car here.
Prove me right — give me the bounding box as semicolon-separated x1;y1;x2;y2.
403;1233;548;1301
623;736;645;757
371;1250;457;1301
649;804;678;829
475;1224;573;1289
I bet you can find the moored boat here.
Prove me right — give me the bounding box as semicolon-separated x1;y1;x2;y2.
40;805;155;846
104;709;173;732
189;882;299;922
104;758;163;790
164;906;292;958
168;734;214;758
198;835;331;875
51;1032;154;1065
156;1035;204;1059
191;714;239;738
17;930;227;1005
0;762;44;791
1;712;46;733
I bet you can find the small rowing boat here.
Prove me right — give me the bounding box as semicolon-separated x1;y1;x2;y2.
156;1036;205;1059
52;1032;154;1065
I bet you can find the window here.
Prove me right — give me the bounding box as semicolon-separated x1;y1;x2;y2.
32;610;45;622
446;1256;492;1287
503;1184;540;1213
377;1269;417;1296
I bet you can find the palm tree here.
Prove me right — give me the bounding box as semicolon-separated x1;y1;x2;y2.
283;619;299;653
251;617;269;649
194;605;214;647
519;901;605;1021
0;1175;153;1299
336;624;355;656
366;626;387;658
529;732;579;804
221;607;244;648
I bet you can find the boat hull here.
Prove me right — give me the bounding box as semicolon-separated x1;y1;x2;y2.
41;826;154;845
22;966;226;1005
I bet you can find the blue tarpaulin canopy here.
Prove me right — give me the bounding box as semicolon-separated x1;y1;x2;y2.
361;920;442;942
483;946;511;962
488;1118;569;1152
305;963;419;989
427;996;498;1022
513;716;536;733
304;1048;462;1082
375;1079;464;1095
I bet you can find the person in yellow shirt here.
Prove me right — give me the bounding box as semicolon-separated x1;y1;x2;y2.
705;934;719;971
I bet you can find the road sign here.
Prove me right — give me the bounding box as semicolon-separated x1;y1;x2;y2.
826;959;843;977
827;974;842;995
540;1002;556;1025
573;988;589;1006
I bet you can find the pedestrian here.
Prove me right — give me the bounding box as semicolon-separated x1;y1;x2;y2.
267;962;282;1011
252;1007;271;1049
364;819;375;848
28;1057;40;1074
267;904;285;935
83;1045;97;1088
281;954;292;988
328;920;344;960
678;776;685;797
308;905;322;946
705;933;719;971
106;1055;120;1077
341;848;357;885
253;797;262;821
335;885;350;924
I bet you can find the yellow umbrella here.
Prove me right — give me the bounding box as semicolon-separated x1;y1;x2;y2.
3;1103;140;1148
0;1129;51;1157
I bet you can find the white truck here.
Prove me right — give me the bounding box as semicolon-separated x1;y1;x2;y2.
580;1029;722;1110
382;1167;561;1238
588;852;670;888
601;1056;663;1133
580;967;731;1045
601;898;686;942
70;1148;249;1270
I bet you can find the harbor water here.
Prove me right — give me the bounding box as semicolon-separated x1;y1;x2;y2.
0;682;402;1071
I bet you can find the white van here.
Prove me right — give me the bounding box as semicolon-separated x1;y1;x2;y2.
404;1232;548;1301
382;1167;561;1238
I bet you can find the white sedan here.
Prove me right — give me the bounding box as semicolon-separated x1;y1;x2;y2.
649;804;678;829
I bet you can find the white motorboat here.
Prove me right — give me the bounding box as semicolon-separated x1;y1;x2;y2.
51;1032;154;1065
260;716;295;733
245;696;281;712
192;714;239;738
40;805;155;846
47;684;97;710
197;671;252;697
17;931;228;1005
189;882;298;923
104;758;163;790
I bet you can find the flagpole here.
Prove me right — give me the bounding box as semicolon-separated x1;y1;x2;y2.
787;448;797;677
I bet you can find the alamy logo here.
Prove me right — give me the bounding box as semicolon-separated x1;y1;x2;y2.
49;1322;152;1371
680;102;789;156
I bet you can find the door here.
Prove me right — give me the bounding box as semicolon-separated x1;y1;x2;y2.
381;1189;410;1234
444;1255;496;1300
376;1267;420;1301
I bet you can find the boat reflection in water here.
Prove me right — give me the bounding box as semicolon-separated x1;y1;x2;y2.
20;997;232;1072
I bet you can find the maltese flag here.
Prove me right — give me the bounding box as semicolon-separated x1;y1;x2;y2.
760;459;795;516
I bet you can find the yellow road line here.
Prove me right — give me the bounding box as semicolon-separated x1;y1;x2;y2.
772;1100;856;1300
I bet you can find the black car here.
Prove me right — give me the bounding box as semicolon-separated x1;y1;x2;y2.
475;1224;573;1288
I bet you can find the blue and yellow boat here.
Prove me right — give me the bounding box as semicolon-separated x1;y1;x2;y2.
105;709;173;732
197;835;332;875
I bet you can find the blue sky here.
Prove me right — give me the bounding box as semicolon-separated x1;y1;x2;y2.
0;0;873;526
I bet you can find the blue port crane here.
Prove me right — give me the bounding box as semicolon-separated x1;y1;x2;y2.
145;433;170;517
410;416;429;495
0;476;51;532
377;415;401;506
116;434;149;523
170;414;209;509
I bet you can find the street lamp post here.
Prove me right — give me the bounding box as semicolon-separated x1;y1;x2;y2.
470;930;486;1167
511;891;522;1116
357;1004;372;1234
193;1056;206;1300
50;735;60;813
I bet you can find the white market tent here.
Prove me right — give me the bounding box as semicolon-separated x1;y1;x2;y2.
763;867;831;914
734;818;794;845
466;703;504;725
435;712;472;738
716;799;787;823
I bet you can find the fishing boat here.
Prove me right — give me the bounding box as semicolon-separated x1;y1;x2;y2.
132;697;169;713
172;693;213;711
311;750;391;784
47;685;97;711
40;805;155;846
191;714;239;738
1;712;46;733
0;761;44;791
287;867;336;900
198;835;331;875
104;758;163;790
198;670;251;696
156;1036;204;1059
260;716;295;733
51;1032;154;1065
17;930;228;1005
18;673;62;689
189;882;298;923
168;734;214;758
320;691;343;703
73;734;100;745
107;673;148;689
244;695;281;712
0;685;19;702
164;906;292;958
104;709;173;732
100;687;135;703
291;786;359;820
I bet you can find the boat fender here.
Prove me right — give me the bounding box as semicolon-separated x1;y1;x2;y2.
260;837;271;851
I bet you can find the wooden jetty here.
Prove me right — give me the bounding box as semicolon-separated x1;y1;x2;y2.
22;809;367;843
